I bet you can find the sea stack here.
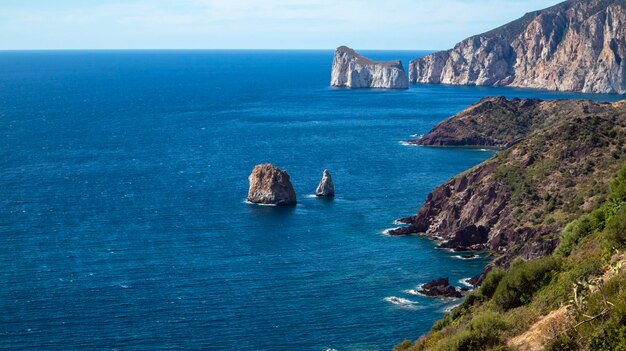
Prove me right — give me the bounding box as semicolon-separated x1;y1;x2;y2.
331;46;409;89
315;169;335;197
247;164;297;206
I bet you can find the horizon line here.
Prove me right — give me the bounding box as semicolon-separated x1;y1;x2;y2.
0;48;440;53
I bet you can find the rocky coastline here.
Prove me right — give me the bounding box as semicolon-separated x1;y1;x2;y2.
409;0;626;94
390;98;626;279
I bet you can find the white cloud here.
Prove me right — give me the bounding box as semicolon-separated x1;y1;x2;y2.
0;0;563;49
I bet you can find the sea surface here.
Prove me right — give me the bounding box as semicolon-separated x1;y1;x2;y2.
0;50;622;351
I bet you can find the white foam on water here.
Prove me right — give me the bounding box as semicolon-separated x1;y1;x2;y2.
443;303;462;313
459;278;474;287
402;289;426;297
384;296;419;309
381;227;403;236
243;200;278;207
452;254;479;260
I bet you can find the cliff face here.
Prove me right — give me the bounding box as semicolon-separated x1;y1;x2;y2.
409;0;626;94
331;46;409;89
392;98;626;269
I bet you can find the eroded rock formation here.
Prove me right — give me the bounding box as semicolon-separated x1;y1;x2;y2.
247;164;297;206
409;0;626;94
315;169;335;197
331;46;409;89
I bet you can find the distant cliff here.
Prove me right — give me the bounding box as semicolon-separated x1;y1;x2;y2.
409;0;626;94
331;46;409;89
391;98;626;270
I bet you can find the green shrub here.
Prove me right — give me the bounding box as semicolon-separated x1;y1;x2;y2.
545;333;579;351
479;268;505;299
556;216;594;256
604;206;626;249
445;311;509;351
393;340;414;351
432;293;480;332
493;257;561;310
556;203;612;257
609;165;626;204
588;324;626;351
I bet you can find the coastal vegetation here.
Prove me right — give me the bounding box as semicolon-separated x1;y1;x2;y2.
394;98;626;274
394;163;626;350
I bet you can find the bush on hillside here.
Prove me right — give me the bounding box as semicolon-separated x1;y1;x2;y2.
438;311;509;351
479;268;505;299
492;256;561;310
605;206;626;249
609;165;626;204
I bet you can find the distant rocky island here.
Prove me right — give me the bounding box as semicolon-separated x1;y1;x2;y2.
409;0;626;94
330;46;409;89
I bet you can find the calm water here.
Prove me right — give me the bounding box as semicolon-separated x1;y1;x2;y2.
0;50;621;351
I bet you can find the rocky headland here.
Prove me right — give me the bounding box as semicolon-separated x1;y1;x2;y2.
394;98;626;350
391;98;626;273
247;164;297;206
331;46;409;89
409;0;626;94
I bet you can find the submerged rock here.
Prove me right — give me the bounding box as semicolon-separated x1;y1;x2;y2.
247;164;297;206
331;46;409;89
419;277;462;298
315;169;335;197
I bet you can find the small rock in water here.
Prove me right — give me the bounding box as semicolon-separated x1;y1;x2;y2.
247;164;297;206
315;169;335;197
419;277;462;298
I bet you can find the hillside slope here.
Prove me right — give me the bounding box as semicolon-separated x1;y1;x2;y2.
394;163;626;350
391;98;626;272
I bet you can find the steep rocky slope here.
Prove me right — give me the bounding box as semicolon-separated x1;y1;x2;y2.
331;46;409;89
409;0;626;94
391;98;626;272
394;165;626;350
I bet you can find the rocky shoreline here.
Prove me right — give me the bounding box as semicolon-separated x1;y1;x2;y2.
390;97;626;280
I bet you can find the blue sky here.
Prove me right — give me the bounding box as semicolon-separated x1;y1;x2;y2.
0;0;563;50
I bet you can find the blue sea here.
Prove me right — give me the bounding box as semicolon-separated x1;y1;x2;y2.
1;50;622;351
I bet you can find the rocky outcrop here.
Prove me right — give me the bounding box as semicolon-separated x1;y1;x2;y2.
247;164;297;206
391;98;626;271
331;46;409;89
408;97;543;147
409;0;626;94
315;169;335;197
419;277;462;298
